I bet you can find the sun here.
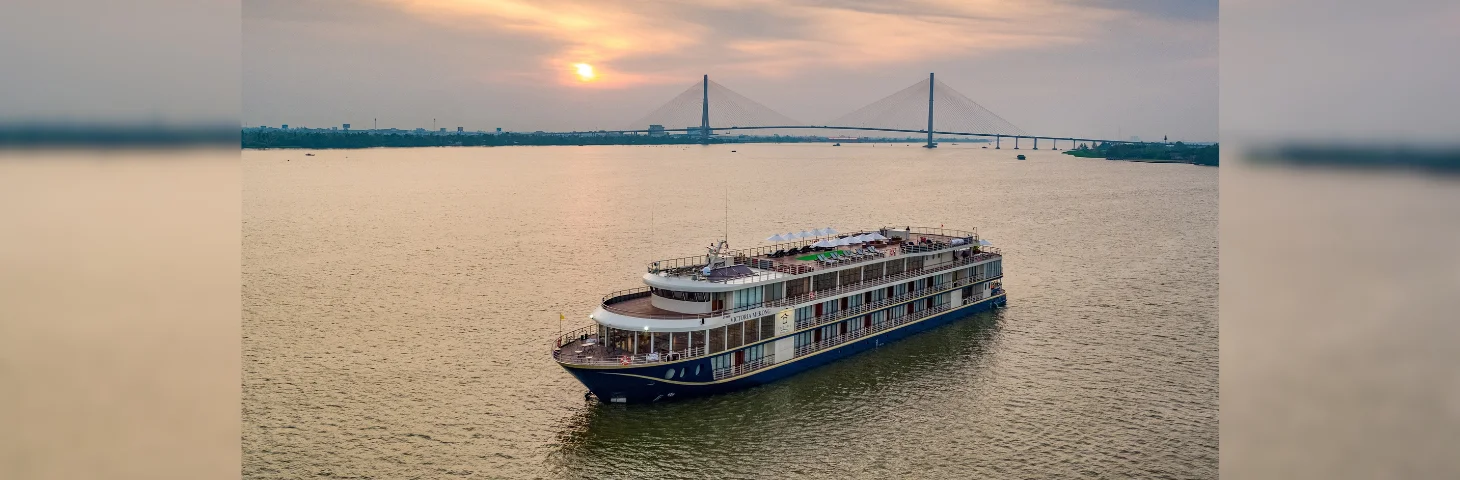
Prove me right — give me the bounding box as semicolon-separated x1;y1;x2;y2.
573;63;596;82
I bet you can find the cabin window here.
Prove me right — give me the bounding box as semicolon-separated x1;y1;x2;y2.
871;310;887;326
727;322;744;349
692;329;707;352
671;332;689;352
765;282;785;301
794;331;813;348
760;315;776;340
847;317;863;332
732;286;764;308
885;258;905;276
862;262;885;281
847;294;863;309
608;328;635;354
652;331;670;354
891;306;905;319
709;327;726;353
822;299;839;316
989;259;1002;277
954;268;967;282
785;278;810;297
819;323;838;341
795;306;814;323
711;353;733;375
812;272;837;292
634;331;650;354
894;282;908;296
743;344;766;363
652;288;710;302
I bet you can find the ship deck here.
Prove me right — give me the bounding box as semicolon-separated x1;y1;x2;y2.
662;230;973;281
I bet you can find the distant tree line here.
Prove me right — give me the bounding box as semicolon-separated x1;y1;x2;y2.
239;129;953;149
240;131;740;149
1064;141;1218;166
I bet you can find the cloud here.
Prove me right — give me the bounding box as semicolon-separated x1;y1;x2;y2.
374;0;1146;87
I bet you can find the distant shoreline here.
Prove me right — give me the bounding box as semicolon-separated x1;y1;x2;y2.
1063;142;1219;166
240;129;960;150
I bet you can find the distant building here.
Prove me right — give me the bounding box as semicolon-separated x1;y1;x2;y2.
457;126;463;133
331;127;338;131
281;124;288;129
343;123;351;130
495;127;503;134
440;127;447;133
648;124;665;136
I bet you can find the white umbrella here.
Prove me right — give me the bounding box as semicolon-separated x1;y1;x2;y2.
853;234;873;243
822;227;839;236
834;238;854;246
798;229;816;239
765;233;787;242
812;239;836;248
812;227;830;237
867;232;889;241
975;239;993;246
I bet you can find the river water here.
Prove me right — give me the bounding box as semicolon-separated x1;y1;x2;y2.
243;143;1217;478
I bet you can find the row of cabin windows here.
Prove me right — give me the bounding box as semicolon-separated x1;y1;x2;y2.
711;343;769;374
763;253;991;303
795;295;954;347
630;258;1002;354
605;314;779;356
718;256;1000;312
614;283;980;357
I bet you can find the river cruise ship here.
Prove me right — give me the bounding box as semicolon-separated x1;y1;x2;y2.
551;226;1005;403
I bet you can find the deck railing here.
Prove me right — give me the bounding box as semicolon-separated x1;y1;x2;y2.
551;328;713;366
645;226;985;278
602;249;1000;320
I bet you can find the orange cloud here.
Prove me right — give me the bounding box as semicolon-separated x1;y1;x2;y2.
382;0;1135;87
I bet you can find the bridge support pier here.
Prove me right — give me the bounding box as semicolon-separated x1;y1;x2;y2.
1014;137;1019;150
995;136;1000;149
1033;138;1039;150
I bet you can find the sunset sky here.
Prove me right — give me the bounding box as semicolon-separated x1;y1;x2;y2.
243;0;1217;141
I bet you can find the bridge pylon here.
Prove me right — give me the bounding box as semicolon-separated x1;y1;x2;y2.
923;72;936;148
700;74;710;144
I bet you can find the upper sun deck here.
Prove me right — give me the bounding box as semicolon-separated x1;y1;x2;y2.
593;226;1001;324
645;226;984;287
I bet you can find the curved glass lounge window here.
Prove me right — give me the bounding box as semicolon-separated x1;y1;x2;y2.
651;288;711;302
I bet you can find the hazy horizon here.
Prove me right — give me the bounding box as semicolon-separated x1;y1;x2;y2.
243;0;1217;142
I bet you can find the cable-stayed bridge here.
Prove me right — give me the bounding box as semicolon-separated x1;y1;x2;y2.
550;74;1132;149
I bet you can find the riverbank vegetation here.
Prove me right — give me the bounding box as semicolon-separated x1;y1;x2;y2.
1064;142;1218;166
